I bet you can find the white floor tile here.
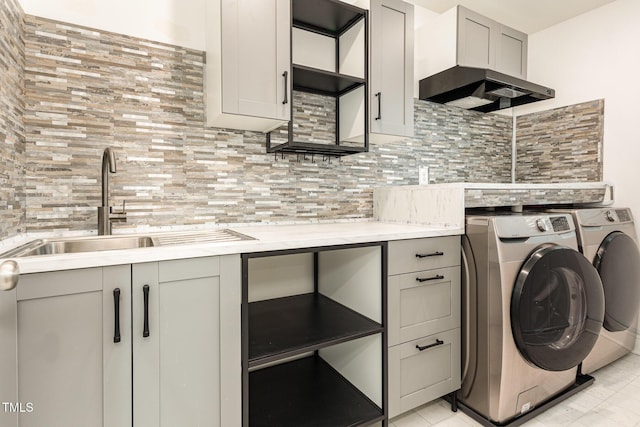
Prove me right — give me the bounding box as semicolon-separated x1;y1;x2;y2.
391;410;432;427
388;353;640;427
414;400;458;425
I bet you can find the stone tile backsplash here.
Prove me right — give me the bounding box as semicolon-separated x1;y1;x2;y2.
0;0;604;237
0;0;25;239
515;99;604;182
19;15;514;233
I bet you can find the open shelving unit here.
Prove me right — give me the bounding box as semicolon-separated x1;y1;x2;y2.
266;0;369;158
242;242;388;427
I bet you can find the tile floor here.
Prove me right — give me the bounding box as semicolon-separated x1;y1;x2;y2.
390;353;640;427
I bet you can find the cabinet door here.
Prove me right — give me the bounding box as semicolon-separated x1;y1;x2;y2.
132;255;241;427
4;266;131;427
388;328;460;418
370;0;414;139
221;0;290;121
388;266;460;346
457;6;496;70
496;24;527;79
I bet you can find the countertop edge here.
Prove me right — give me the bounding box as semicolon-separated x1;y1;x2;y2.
1;222;463;275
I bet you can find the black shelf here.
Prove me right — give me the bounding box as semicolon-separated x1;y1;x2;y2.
292;0;366;37
249;355;383;427
248;293;382;368
293;64;365;96
267;139;367;157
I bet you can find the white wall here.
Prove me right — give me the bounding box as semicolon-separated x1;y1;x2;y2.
19;0;206;50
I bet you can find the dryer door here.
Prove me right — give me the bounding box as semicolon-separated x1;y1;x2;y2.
511;244;604;371
594;231;640;332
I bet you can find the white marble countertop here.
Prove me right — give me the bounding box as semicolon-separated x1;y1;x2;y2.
0;221;463;274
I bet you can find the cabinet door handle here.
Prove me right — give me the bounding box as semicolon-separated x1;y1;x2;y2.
113;288;121;343
282;71;288;105
415;251;444;258
416;339;444;351
143;285;150;338
375;92;381;120
416;274;444;283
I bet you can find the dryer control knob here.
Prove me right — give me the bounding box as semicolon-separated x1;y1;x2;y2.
606;210;616;222
536;218;547;232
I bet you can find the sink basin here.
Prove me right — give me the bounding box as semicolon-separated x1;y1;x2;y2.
1;236;156;257
0;229;255;258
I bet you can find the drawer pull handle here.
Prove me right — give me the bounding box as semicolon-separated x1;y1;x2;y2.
416;274;444;283
416;339;444;351
113;288;121;343
143;285;150;338
416;251;444;258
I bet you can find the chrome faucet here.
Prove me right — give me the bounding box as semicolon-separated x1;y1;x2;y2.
97;147;127;235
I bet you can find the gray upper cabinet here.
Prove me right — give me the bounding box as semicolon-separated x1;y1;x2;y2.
205;0;291;132
418;5;527;80
457;6;527;79
457;6;494;70
495;23;528;79
370;0;414;140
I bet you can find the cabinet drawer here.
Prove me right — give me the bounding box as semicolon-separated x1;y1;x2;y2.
388;236;459;275
388;328;461;419
388;266;460;346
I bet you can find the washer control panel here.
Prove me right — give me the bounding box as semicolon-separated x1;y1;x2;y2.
550;216;571;232
492;213;575;238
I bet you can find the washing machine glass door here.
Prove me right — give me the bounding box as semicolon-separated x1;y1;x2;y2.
594;231;640;332
511;244;605;371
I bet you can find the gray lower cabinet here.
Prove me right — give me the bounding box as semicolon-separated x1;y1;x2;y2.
387;236;461;418
0;255;241;427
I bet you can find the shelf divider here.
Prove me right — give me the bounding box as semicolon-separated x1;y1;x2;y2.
292;64;365;96
248;293;382;368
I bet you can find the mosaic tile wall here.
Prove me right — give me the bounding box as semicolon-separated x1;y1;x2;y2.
515;99;604;182
0;0;25;240
5;12;602;235
21;15;513;233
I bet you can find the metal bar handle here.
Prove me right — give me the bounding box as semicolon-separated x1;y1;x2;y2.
143;285;150;338
416;339;444;352
282;71;288;105
375;92;381;120
113;288;121;343
415;251;444;258
416;274;444;283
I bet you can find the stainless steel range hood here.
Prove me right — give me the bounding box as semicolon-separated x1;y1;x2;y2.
419;65;555;112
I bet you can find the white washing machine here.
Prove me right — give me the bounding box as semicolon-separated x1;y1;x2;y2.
460;212;604;424
549;207;640;374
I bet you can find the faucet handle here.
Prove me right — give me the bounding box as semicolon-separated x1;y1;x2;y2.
110;201;127;222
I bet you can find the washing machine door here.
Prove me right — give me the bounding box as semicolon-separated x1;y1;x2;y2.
511;244;604;371
594;231;640;332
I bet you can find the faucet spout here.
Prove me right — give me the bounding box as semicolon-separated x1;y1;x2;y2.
101;147;116;208
98;147;126;235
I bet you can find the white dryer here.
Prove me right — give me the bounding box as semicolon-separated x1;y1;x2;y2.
461;212;604;424
549;207;640;374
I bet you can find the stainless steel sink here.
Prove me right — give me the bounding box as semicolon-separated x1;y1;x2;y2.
0;229;254;258
1;235;156;257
